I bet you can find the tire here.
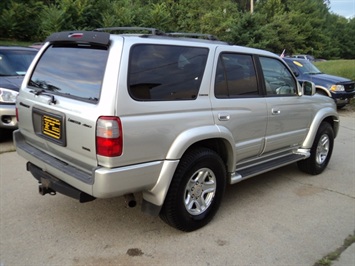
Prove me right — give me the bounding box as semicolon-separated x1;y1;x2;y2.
298;122;334;175
160;148;226;232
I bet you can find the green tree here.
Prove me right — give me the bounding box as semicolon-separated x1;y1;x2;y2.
0;0;353;59
39;4;68;39
325;15;355;59
0;0;44;40
56;0;95;30
99;0;138;28
199;1;240;42
140;2;174;31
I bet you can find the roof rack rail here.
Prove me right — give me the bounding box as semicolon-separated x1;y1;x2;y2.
167;32;220;41
94;27;166;36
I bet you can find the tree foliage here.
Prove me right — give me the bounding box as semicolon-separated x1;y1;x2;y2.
0;0;354;59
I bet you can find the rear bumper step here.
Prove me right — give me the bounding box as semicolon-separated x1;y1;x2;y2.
27;162;96;203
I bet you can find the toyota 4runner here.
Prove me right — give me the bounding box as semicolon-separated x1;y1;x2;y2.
14;28;339;232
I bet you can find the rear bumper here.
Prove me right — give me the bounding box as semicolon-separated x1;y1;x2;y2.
27;162;96;202
14;129;164;199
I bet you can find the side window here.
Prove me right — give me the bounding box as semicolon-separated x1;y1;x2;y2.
128;44;208;101
259;57;297;96
215;53;259;98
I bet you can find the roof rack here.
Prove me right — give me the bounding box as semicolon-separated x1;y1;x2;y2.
94;27;166;36
167;32;220;41
93;27;221;42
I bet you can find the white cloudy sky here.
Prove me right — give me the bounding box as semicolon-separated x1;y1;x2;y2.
329;0;355;18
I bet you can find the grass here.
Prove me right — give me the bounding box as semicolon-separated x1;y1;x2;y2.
314;232;355;266
314;60;355;109
314;60;355;81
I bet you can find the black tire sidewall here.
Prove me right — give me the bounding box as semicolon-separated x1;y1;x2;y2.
309;122;334;174
162;148;226;231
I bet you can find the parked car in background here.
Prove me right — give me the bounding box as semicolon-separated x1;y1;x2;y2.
283;57;355;108
292;54;315;61
0;46;37;131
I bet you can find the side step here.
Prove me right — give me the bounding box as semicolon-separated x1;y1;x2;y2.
230;153;307;184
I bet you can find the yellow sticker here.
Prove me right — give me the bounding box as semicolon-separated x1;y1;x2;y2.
293;61;303;67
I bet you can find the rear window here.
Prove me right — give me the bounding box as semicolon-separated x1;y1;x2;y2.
28;45;108;103
128;44;208;101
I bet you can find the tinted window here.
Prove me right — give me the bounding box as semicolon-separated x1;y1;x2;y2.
0;49;37;76
214;53;258;98
260;57;297;96
29;45;108;103
128;44;208;101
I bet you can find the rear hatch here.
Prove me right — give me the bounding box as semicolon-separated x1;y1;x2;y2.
16;31;118;175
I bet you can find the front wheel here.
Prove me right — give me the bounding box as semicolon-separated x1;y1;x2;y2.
160;148;226;232
298;122;334;175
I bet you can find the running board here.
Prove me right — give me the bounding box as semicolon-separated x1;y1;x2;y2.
230;153;307;184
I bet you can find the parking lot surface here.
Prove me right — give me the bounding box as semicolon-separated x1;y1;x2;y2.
0;112;354;265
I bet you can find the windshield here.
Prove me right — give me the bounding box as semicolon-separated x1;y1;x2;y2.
291;60;322;75
28;45;109;103
0;49;37;76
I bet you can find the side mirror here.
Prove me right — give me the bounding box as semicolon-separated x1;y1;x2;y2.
302;81;315;96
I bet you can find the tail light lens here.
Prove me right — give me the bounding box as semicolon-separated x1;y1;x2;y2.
96;116;123;157
16;107;19;122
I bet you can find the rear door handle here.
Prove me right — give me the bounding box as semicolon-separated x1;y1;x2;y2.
272;108;281;115
218;113;230;121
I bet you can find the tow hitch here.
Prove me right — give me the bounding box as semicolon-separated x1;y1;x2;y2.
39;184;56;196
27;162;96;203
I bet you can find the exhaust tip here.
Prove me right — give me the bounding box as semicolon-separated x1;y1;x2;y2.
124;193;137;208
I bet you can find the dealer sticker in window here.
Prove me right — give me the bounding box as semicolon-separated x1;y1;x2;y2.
42;115;61;140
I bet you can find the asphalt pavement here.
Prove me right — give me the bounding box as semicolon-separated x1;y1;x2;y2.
0;111;354;265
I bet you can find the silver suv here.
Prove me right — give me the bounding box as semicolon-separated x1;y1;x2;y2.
14;28;339;231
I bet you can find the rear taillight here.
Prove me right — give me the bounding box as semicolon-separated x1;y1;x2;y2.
96;116;123;157
16;107;19;122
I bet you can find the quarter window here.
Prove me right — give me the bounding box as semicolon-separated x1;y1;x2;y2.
128;44;208;101
259;57;297;96
215;53;259;98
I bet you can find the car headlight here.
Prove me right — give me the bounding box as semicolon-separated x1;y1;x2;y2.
0;88;19;103
330;84;345;92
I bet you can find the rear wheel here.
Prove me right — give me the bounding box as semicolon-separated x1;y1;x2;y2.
298;122;334;175
160;148;226;232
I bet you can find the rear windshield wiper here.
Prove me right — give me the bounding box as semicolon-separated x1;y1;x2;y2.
88;97;99;102
30;89;57;104
29;80;42;88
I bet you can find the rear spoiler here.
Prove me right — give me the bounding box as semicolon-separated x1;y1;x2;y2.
45;31;110;47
